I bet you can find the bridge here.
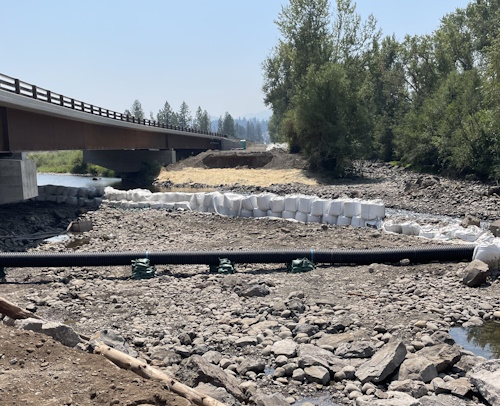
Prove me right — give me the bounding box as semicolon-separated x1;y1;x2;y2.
0;73;241;204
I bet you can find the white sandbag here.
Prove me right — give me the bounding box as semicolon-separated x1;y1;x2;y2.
190;193;203;207
311;199;329;216
267;210;282;218
298;196;313;213
365;219;382;229
203;192;216;207
253;209;267;218
175;201;191;210
45;185;57;195
418;225;436;239
47;195;57;202
383;221;402;234
137;202;149;208
242;195;257;211
197;205;208;213
337;215;352;226
473;242;500;270
439;225;460;239
212;193;227;215
148;192;164;202
270;197;285;213
256;193;274;211
322;214;337;225
56;195;67;204
240;209;253;218
66;196;78;205
282;210;295;219
343;200;361;217
401;222;421;236
55;186;68;196
150;202;164;209
328;199;345;216
455;226;484;242
173;192;192;202
164;202;175;210
295;211;308;223
224;193;242;216
307;214;321;223
360;201;385;220
351;216;366;228
284;196;298;212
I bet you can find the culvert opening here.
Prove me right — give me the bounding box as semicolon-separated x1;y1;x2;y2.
202;152;273;169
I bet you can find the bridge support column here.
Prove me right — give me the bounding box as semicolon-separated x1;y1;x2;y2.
0;153;38;204
83;149;176;173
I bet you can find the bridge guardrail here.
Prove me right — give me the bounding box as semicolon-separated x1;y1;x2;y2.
0;72;228;138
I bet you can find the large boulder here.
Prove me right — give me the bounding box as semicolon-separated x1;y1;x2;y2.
271;339;297;358
297;343;346;373
177;355;245;401
468;359;500;406
355;340;407;383
398;356;438;383
417;343;461;373
16;318;81;347
461;260;489;287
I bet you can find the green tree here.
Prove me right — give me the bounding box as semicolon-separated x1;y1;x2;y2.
263;0;332;142
194;106;204;130
156;101;175;125
222;112;235;136
286;62;370;173
124;99;145;120
177;101;191;127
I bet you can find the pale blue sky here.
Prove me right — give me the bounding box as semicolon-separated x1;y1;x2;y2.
1;1;470;120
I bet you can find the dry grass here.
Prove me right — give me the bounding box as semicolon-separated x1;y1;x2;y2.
156;167;319;187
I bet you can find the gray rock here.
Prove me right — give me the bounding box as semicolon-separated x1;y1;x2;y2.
177;355;245;401
92;329;137;357
388;379;428;398
252;392;289;406
430;331;454;345
240;284;270;297
432;377;472;397
468;359;500;406
235;336;258;347
398;356;438;383
316;332;356;349
195;382;236;405
287;298;305;313
461;260;489;287
355;340;407;384
297;343;346;372
271;339;297;357
417;343;461;373
355;391;420;405
461;215;481;228
202;350;223;365
335;340;376;359
419;394;477;405
293;323;319;336
304;365;330;385
17;318;81;347
489;219;500;237
236;358;265;375
292;368;305;382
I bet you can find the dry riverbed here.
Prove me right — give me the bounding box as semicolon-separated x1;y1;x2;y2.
1;149;500;405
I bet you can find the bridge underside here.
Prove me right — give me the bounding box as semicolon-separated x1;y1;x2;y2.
0;106;226;152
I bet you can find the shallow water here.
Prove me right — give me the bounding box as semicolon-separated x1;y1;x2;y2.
37;173;121;188
449;321;500;359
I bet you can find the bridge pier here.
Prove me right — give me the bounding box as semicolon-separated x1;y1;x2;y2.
0;153;38;204
83;149;176;173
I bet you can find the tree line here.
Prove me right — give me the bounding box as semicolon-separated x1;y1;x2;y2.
263;0;500;179
124;100;268;141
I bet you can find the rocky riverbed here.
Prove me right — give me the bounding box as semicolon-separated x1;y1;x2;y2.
1;156;500;405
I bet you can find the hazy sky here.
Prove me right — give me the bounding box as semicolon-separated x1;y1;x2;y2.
1;1;471;120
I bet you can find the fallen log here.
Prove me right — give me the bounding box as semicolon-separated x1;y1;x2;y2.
0;295;41;320
93;342;226;406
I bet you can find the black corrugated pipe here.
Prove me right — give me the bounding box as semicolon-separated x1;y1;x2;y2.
0;246;475;268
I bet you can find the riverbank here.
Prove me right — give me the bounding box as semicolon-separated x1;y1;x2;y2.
1;149;500;405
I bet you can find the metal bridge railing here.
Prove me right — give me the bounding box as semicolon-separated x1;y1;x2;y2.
0;72;228;138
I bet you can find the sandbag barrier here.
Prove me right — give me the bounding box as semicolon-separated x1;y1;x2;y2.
103;187;386;228
33;185;105;208
0;246;475;269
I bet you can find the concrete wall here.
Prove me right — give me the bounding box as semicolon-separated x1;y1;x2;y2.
0;158;38;204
